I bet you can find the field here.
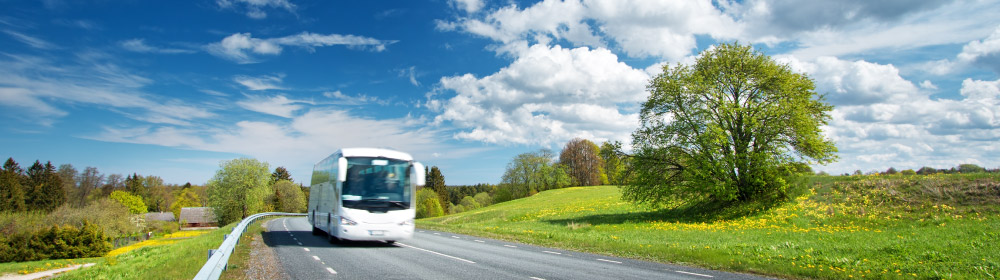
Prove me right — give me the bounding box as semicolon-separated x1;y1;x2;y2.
49;226;229;279
419;174;1000;279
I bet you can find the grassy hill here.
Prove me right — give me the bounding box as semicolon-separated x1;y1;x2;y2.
419;173;1000;279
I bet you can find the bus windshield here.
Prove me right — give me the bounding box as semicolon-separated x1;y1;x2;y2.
341;157;411;211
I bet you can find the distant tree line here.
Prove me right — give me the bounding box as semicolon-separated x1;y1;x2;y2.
840;164;998;176
0;156;309;263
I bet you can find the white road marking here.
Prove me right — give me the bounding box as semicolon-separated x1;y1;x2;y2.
675;270;714;278
419;231;425;233
474;240;485;243
451;236;461;239
542;251;561;255
433;233;441;235
312;256;320;261
529;277;545;280
326;267;337;274
503;245;517;248
297;242;303;245
396;242;476;264
303;248;310;252
293;237;298;241
596;259;622;264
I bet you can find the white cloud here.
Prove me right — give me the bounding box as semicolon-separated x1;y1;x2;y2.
89;108;484;185
957;24;1000;73
431;44;648;145
398;66;420;86
217;0;296;19
0;53;214;126
790;56;1000;173
441;0;739;61
120;39;195;54
206;32;395;64
236;94;304;118
3;29;57;49
450;0;483;13
234;74;284;91
322;90;384;105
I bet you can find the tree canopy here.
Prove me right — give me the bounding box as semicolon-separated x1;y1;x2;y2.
626;42;837;204
207;158;273;225
498;149;572;202
559;138;605;186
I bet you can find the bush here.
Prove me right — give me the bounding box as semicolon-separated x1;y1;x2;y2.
0;222;110;262
416;188;444;218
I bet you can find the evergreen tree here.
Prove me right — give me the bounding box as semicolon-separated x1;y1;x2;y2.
0;158;26;212
272;167;293;182
426;166;448;213
25;161;64;211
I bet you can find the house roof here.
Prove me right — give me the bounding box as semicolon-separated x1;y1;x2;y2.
145;212;176;222
179;207;217;224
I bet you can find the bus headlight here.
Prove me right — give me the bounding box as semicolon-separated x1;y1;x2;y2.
340;216;357;226
399;219;414;226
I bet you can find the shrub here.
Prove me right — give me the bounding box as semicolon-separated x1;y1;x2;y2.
416;188;444;218
0;222;110;262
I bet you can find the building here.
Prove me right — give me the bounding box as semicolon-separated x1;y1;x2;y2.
179;207;217;228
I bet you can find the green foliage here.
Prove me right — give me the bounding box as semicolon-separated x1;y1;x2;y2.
559;138;605;186
500;149;573;201
56;223;237;279
958;163;985;173
473;192;492;207
0;158;26;212
0;222;110;262
25;161;65;212
426;166;448;213
171;188;201;219
109;191;147;214
207;158;274;225
272;166;293;182
416;188;444;218
901;169;917;175
628;42;837;204
599;141;629;185
459;195;480;211
272;179;306;213
47;198;142;239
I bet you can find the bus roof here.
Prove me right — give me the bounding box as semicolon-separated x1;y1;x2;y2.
338;147;414;161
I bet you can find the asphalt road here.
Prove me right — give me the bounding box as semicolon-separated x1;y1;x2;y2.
263;217;771;280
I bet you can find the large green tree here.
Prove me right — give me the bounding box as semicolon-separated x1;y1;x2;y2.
559;138;605;186
425;166;448;213
207;158;273;225
627;42;837;204
272;179;306;213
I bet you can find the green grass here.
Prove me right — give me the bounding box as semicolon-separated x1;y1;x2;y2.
221;217;275;280
419;173;1000;279
0;257;102;276
53;224;235;280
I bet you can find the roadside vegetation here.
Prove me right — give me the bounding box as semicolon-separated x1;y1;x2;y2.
53;225;230;279
419;173;1000;279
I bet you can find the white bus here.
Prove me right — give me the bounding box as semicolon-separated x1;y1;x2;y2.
308;148;425;244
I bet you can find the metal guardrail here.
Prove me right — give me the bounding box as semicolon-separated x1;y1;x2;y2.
193;212;307;280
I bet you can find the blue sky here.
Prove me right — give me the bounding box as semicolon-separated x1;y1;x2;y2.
2;0;999;185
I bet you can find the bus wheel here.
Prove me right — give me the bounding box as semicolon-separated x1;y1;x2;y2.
328;233;340;244
385;240;396;245
312;226;320;235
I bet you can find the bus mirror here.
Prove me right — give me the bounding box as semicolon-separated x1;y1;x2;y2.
337;157;348;182
412;162;425;186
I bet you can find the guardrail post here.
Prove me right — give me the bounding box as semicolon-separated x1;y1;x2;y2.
208;249;216;260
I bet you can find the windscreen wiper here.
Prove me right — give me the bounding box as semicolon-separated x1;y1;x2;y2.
386;201;409;209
